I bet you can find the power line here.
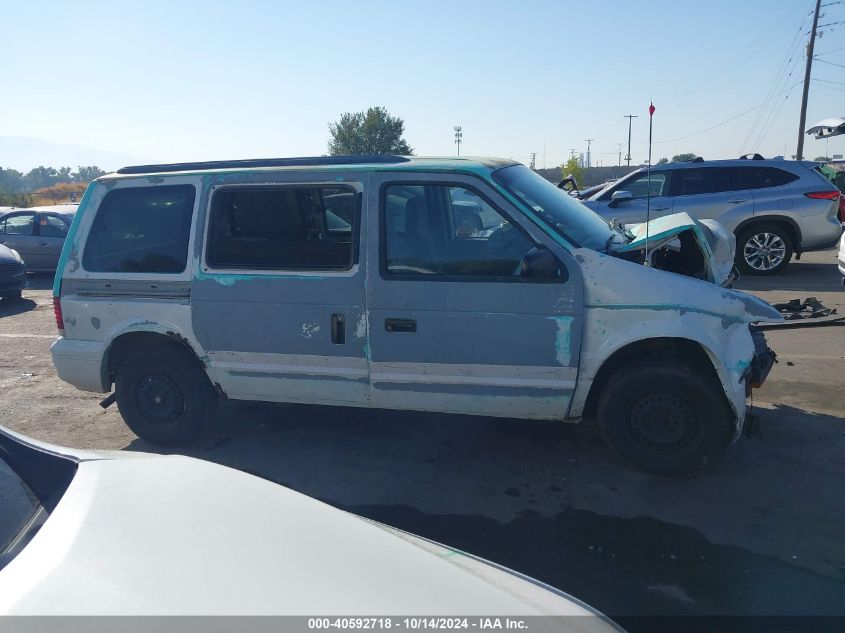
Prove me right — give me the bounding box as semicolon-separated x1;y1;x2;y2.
815;46;845;55
815;57;845;68
739;6;812;153
641;80;803;145
813;77;845;84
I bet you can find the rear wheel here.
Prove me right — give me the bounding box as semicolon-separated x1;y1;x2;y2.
736;223;793;275
597;361;733;476
115;347;216;445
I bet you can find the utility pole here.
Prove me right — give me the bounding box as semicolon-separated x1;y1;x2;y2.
624;115;638;166
454;126;463;156
617;143;622;167
569;148;576;161
796;0;822;161
529;153;537;170
584;139;594;168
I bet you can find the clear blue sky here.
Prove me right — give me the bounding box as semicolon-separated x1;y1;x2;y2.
2;0;843;170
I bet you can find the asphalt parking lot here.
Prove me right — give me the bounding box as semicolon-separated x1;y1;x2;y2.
1;250;843;623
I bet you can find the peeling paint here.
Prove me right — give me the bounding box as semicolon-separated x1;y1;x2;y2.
301;323;321;339
549;316;573;366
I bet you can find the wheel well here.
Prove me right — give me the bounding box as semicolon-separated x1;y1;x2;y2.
105;331;203;384
735;217;801;254
582;338;721;419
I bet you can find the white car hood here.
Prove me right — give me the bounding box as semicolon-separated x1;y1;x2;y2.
0;448;614;621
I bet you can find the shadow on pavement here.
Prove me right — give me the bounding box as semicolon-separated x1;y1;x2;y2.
0;296;38;317
735;261;841;294
125;400;845;620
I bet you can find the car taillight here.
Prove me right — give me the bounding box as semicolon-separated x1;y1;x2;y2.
804;190;840;200
839;197;845;223
53;297;65;335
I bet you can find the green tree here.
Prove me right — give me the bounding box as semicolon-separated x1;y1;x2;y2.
560;157;584;188
670;153;698;163
328;107;413;156
74;166;106;182
656;157;669;165
813;156;831;162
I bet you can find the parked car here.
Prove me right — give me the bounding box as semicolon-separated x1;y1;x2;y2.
0;244;27;300
0;205;77;272
50;156;781;475
838;231;845;284
582;156;843;275
0;427;621;624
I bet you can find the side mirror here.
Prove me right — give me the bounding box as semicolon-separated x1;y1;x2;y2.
520;247;565;280
608;190;633;208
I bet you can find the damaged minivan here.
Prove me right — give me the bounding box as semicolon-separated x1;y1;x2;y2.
50;156;780;475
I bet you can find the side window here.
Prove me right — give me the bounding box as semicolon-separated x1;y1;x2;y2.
383;184;537;278
736;167;799;190
206;186;356;270
38;215;69;238
611;172;670;199
672;168;735;196
3;214;35;236
82;185;195;273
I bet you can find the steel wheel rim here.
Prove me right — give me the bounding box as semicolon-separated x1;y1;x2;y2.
629;393;698;450
135;373;185;425
744;232;786;271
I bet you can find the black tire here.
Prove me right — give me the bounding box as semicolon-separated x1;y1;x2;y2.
115;346;216;445
2;290;22;301
735;223;793;276
597;361;733;476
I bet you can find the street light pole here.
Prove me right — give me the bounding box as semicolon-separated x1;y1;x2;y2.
624;114;638;166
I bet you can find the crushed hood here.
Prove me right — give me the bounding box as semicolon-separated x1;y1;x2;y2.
610;212;736;286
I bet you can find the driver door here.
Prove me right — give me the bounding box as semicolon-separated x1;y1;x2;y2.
365;172;583;420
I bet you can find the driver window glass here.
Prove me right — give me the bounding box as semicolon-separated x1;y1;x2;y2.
383;184;536;278
619;173;669;199
3;214;35;236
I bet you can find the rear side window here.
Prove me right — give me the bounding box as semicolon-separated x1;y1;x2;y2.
671;168;738;196
83;185;195;273
736;167;798;190
39;215;69;238
206;186;356;270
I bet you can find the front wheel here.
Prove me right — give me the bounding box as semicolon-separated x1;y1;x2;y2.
115;347;216;445
597;361;733;476
735;224;793;275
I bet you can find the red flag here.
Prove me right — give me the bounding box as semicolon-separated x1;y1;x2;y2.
649;102;655;116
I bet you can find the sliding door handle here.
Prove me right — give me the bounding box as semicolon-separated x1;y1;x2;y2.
385;318;417;333
331;313;345;344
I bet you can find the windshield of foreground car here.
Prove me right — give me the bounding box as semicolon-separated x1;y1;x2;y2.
0;453;41;569
493;164;614;251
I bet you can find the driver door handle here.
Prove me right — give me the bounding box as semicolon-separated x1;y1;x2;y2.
652;206;671;211
385;318;417;333
728;198;747;204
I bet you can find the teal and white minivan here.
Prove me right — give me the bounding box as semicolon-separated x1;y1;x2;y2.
50;156;781;475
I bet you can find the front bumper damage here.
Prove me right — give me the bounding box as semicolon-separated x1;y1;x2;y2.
744;329;777;396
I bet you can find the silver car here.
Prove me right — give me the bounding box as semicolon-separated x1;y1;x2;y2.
0;205;76;272
583;157;843;275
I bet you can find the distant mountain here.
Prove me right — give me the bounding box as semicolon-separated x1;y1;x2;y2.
0;136;147;172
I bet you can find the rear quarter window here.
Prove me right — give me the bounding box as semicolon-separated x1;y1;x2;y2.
82;185;196;273
736;167;799;190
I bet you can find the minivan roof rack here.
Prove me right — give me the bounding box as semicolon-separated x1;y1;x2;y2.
116;155;411;175
738;153;765;160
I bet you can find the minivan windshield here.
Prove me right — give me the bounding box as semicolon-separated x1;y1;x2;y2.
493;164;613;250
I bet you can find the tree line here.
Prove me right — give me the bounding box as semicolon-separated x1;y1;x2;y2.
0;165;106;194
